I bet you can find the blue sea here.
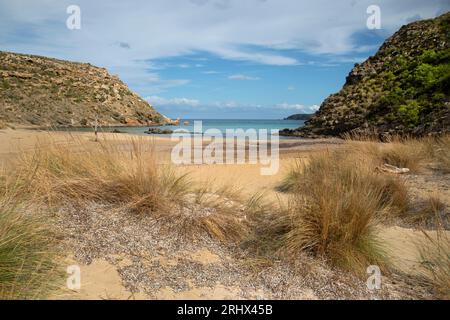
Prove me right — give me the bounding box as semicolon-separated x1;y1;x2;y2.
154;119;304;133
67;119;305;139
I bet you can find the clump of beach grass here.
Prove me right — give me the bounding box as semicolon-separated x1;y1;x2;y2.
422;135;450;173
271;150;395;274
279;147;410;218
408;196;447;228
418;226;450;299
164;185;251;242
14;135;249;243
276;160;305;193
343;133;450;173
266;135;450;275
15;136;189;213
251;149;408;275
0;175;60;299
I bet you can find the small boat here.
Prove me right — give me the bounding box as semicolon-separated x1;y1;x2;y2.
183;121;190;125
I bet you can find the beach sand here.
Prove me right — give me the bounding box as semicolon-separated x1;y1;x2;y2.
1;128;447;299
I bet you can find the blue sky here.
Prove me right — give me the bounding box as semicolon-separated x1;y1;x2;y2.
1;1;449;119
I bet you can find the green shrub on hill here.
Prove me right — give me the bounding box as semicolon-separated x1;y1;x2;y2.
397;101;421;126
380;49;449;126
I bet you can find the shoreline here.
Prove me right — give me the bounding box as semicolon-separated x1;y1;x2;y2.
25;121;311;140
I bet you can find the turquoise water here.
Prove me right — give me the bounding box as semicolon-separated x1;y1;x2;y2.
154;119;304;134
70;119;304;138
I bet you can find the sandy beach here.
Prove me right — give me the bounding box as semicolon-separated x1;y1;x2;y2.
1;127;448;300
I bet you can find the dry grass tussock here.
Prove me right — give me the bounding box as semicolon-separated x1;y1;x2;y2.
12;136;250;243
343;134;450;173
422;135;450;173
0;172;61;299
266;136;449;276
418;223;450;299
154;183;253;242
408;196;448;228
260;149;408;274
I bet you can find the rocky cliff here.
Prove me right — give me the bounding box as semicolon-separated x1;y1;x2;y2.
0;51;168;127
282;12;450;138
284;114;314;120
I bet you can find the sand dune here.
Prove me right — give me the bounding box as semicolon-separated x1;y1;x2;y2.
0;128;448;300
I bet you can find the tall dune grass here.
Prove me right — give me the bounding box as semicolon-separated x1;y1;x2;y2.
422;135;450;173
14;136;249;242
1;134;253;299
418;226;450;299
0;175;60;299
15;137;189;213
408;196;447;228
266;136;449;275
264;149;399;274
343;134;450;173
165;185;251;242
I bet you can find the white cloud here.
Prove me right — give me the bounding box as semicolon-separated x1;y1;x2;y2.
287;86;295;91
122;71;190;94
147;96;319;114
2;0;446;69
275;103;320;113
214;47;298;66
1;0;447;105
146;95;201;107
228;74;260;81
202;70;220;74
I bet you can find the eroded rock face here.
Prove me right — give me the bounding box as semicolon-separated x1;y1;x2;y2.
0;51;168;127
290;12;450;138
